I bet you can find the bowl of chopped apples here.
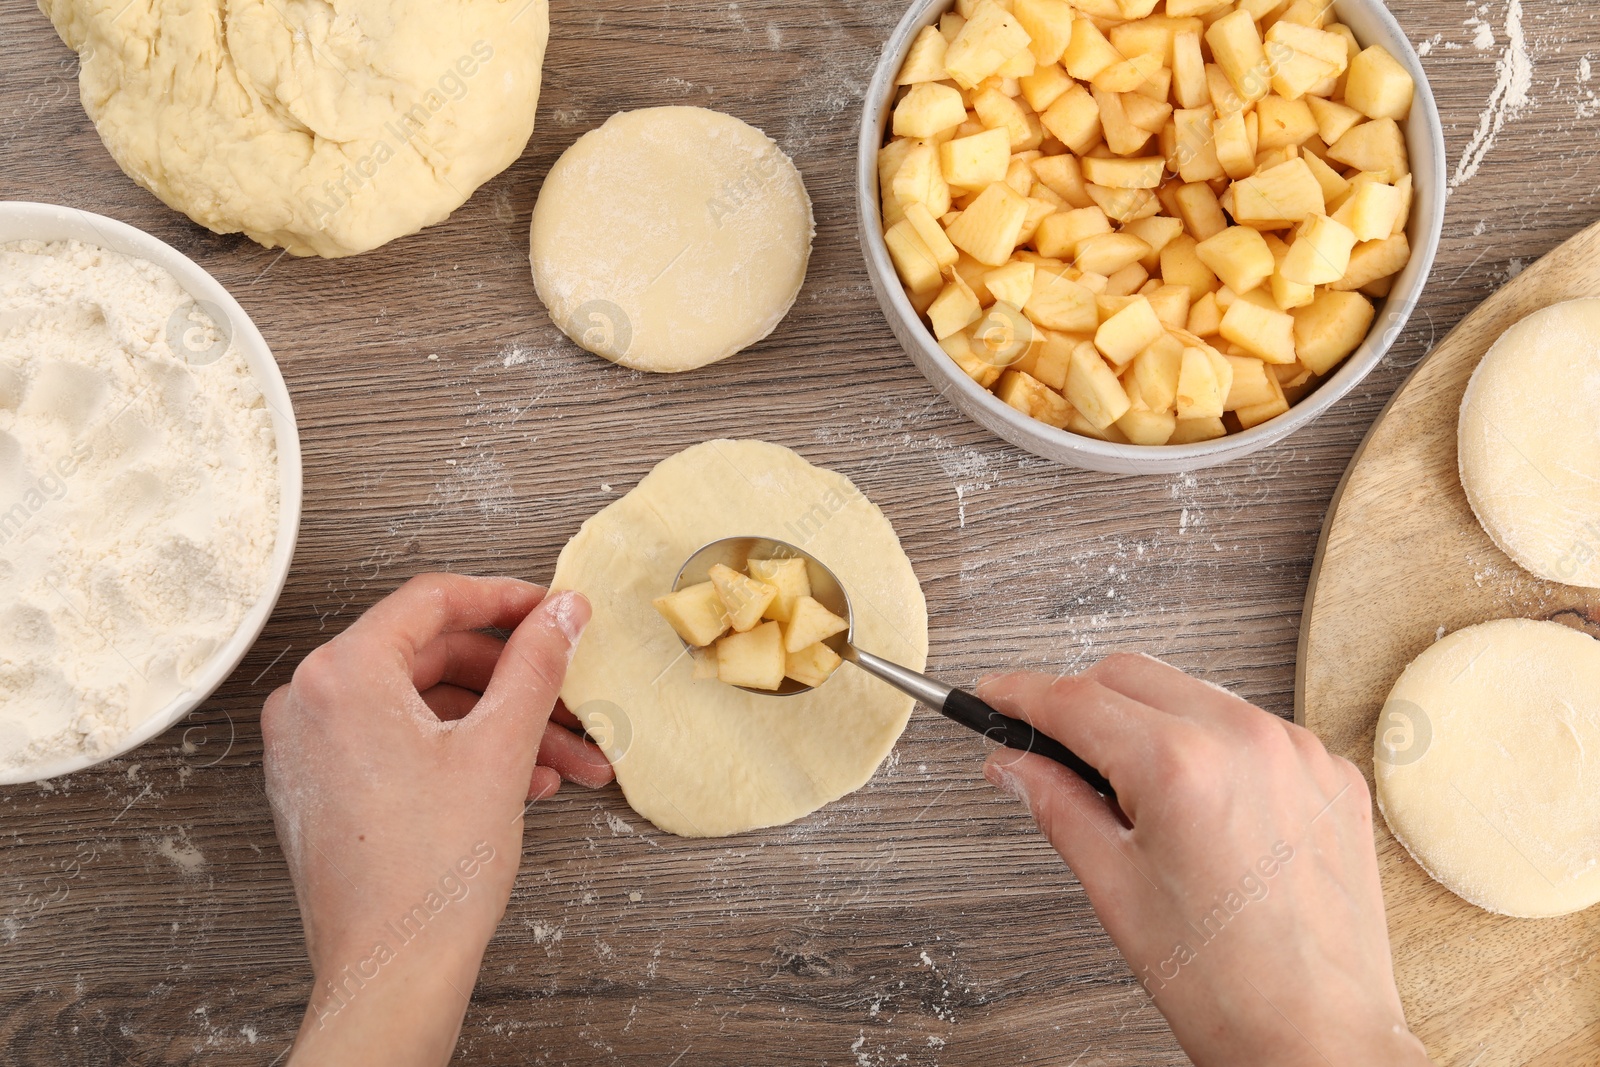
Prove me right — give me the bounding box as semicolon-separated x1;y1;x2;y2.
859;0;1444;474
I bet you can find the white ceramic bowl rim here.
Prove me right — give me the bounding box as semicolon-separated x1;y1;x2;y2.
857;0;1447;475
0;202;303;785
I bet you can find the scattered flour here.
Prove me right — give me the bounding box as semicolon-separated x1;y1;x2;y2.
1452;0;1535;189
0;240;278;776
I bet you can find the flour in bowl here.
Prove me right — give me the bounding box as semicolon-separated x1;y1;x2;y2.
0;239;279;775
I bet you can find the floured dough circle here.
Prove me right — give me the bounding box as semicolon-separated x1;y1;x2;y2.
530;108;814;373
1375;618;1600;918
1459;298;1600;589
552;440;927;837
44;0;550;257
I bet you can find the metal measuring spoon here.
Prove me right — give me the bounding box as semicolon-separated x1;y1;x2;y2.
673;536;1114;798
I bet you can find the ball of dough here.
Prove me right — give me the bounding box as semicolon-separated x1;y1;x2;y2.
1459;298;1600;589
1375;618;1600;918
530;108;814;373
43;0;550;258
552;440;927;837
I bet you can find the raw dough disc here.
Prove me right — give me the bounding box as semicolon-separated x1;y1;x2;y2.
1375;618;1600;918
1459;298;1600;589
529;107;814;373
44;0;549;257
551;440;927;837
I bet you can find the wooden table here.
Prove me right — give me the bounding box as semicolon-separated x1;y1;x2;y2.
2;2;1597;1063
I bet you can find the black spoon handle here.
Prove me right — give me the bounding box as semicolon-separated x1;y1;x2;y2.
942;688;1116;799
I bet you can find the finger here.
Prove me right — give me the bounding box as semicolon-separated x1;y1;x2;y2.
1081;652;1264;725
985;750;1139;898
412;631;506;694
551;702;583;732
979;672;1170;800
420;684;482;721
537;721;616;788
343;573;546;667
527;766;562;802
475;590;592;746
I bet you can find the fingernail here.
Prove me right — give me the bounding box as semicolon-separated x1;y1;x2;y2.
545;591;591;648
985;760;1027;803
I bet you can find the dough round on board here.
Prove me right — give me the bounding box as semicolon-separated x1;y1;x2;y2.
43;0;549;257
1375;618;1600;918
552;440;927;837
529;108;814;373
1459;298;1600;589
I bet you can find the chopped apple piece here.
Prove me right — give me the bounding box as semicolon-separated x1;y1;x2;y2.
884;220;944;295
1160;233;1220;299
1116;404;1178;444
1205;9;1271;103
1219;297;1298;364
1222;353;1278;410
1092;52;1163;94
1013;0;1076;64
898;26;951;84
1212;110;1256;181
716;621;786;691
1034;205;1113;259
997;369;1074;427
945;0;1034;90
709;564;777;633
653;581;730;647
1130;333;1184;411
1344;45;1414;120
1064;18;1125;83
1339;181;1404;242
1195;226;1275;294
1095;295;1165;368
890;142;952;219
941;128;1013;189
786;642;844;689
783;596;849;654
902;202;959;270
1307;95;1363;146
1280;214;1358;286
928;275;984;339
1076;232;1152;275
1146;283;1192;329
1292;289;1375;374
1080;156;1165;189
946;181;1030;265
747;557;811;623
1169;416;1227;443
1233;371;1290;428
985;260;1037;307
1229;158;1325;226
1328;233;1410;291
1031;153;1093;205
1020;62;1074;112
942;330;1004;387
1328;118;1408;181
1301;149;1351;205
1086;184;1159;223
893;83;968;138
1256;96;1318;150
1174;345;1225;419
1173;107;1225;183
1066;341;1132;427
1024;265;1100;331
1041;83;1105;155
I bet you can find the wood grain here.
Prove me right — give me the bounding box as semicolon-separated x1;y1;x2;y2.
3;0;1600;1063
1297;221;1600;1067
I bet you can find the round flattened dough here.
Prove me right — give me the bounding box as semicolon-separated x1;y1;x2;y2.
552;440;928;837
1375;619;1600;918
44;0;549;257
530;108;814;373
1459;298;1600;589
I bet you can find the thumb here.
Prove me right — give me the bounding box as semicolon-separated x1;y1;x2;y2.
477;590;591;746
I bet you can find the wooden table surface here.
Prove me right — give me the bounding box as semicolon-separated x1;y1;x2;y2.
2;1;1598;1064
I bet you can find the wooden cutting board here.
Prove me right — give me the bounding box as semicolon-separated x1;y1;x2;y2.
1296;220;1600;1066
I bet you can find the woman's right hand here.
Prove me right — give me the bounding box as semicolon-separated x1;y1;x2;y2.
981;654;1433;1067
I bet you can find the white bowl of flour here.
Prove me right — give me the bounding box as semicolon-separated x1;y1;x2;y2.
0;203;301;784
